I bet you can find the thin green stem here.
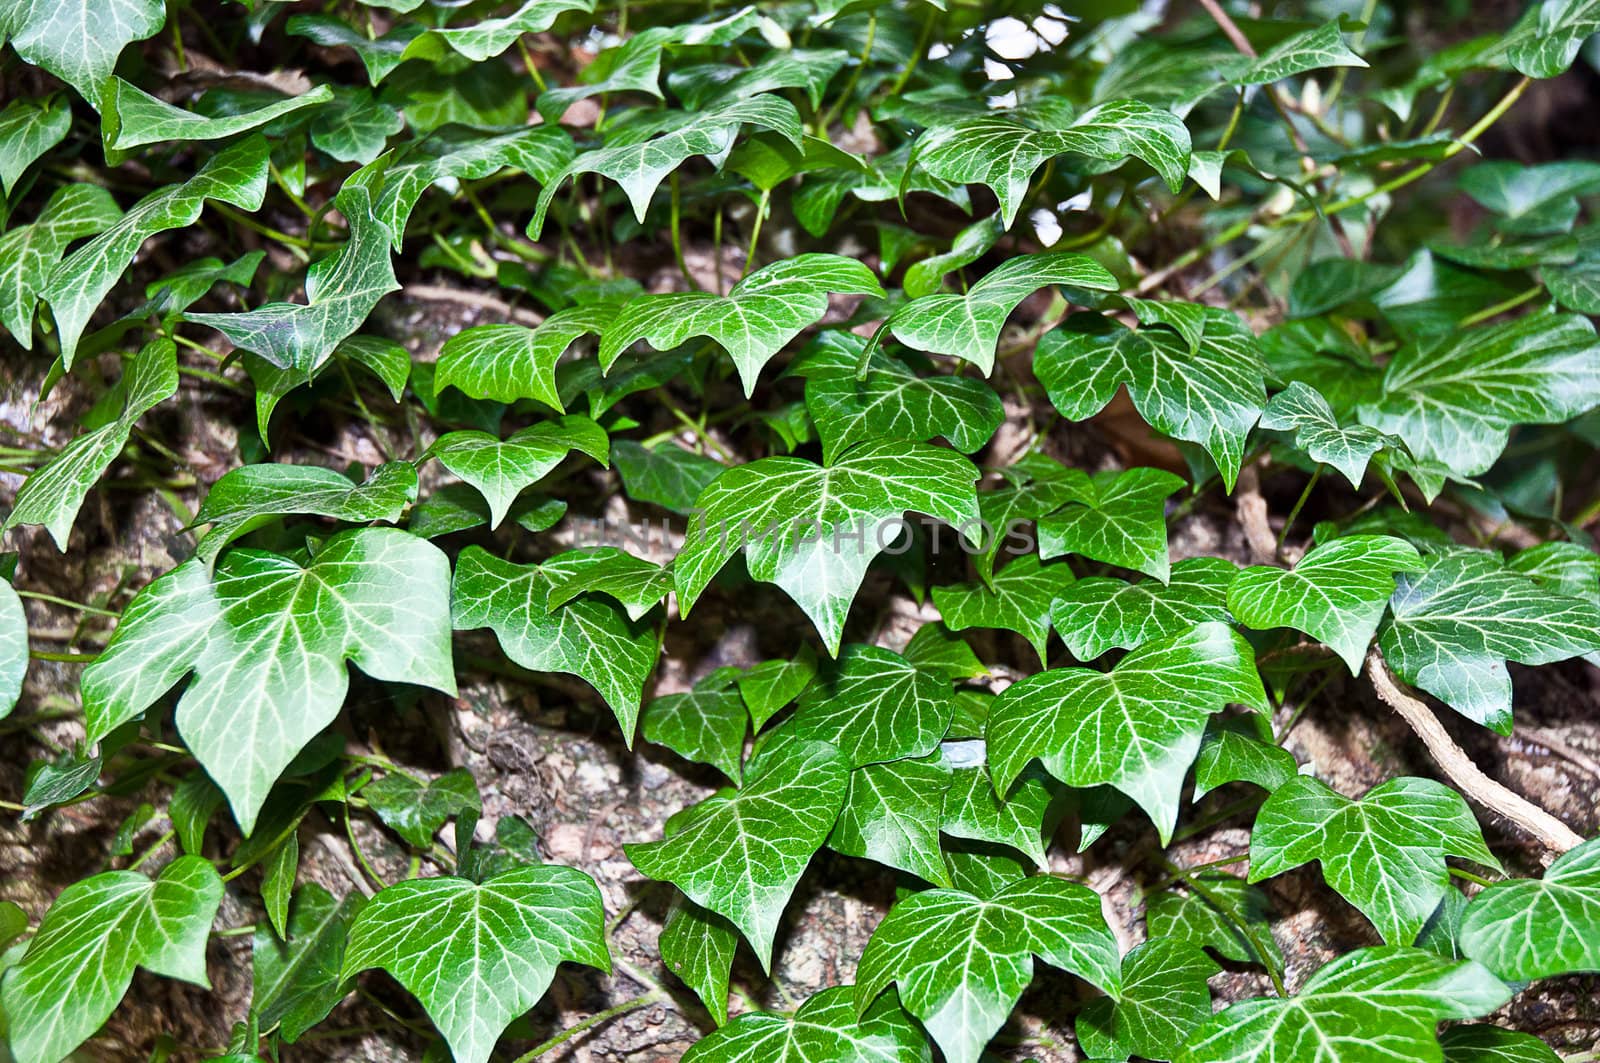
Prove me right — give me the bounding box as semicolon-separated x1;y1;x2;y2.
14;590;119;618
1162;856;1286;995
1277;467;1322;549
128;829;177;871
1448;866;1500;888
740;188;770;279
30;650;98;664
816;10;876;135
1457;284;1544;328
669;170;698;290
511;993;665;1062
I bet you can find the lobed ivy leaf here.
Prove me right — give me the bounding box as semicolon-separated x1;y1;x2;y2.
932;554;1075;664
660;899;740;1027
989;622;1268;843
1499;0;1600;79
363;768;480;848
671;48;851;112
0;95;71;196
1228;535;1423;673
1050;557;1237;660
1250;776;1500;946
426;415;607;529
191;461;419;562
0;0;165;107
613;439;726;515
792;332;1004;463
1177;946;1511;1063
543;546;674;621
0;857;222;1063
1036;309;1266;489
1192;720;1299;801
285;15;423;83
342;865;610;1063
599;254;883;396
436;306;619;408
0;183;119;348
676;439;981;654
0;580;24;719
878;252;1118;374
81;528;456;832
782;644;955;767
1038;467;1185;583
42;136;269;368
1077;938;1220;1062
1145;871;1283;970
829;755;953;887
682;985;930;1063
940;763;1056;869
1235;19;1367;85
643;672;748;782
3;338;177;551
736;647;817;730
452;546;657;740
1377;549;1600;732
100;78;332;161
400;0;595;63
909;99;1192;230
1259;382;1396;488
1439;1026;1563;1063
310;87;404;165
1459;836;1600;981
626;738;850;970
251;884;365;1043
856;876;1121;1063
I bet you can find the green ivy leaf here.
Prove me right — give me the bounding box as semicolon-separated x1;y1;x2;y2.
0;856;222;1063
626;738;849;970
940;763;1056;870
1;0;166;107
81;528;456;832
363;768;480;848
191;461;419;562
599;254;883;396
1500;0;1600;79
1355;312;1600;477
3;338;177;551
0;182;121;348
1176;947;1511;1063
1038;467;1185;582
42;136;269;368
856;876;1121;1063
1228;535;1423;673
285;15;422;83
643;671;748;782
613;439;726;515
736;647;818;730
1050;557;1237;660
828;755;953;886
676;439;981;654
989;622;1268;843
660;899;740;1026
1192;720;1299;800
682;985;930;1062
1036;310;1267;490
0;580;24;719
671;48;851;111
400;0;595;62
1259;382;1398;488
1459;836;1600;981
436;306;619;408
309;87;404;165
543;546;673;621
973;454;1088;583
879;252;1118;374
781;644;955;767
100;78;332;161
903;623;988;684
0;95;71;196
426;415;608;529
452;546;658;740
910;99;1192;229
792;332;1004;463
1145;871;1283;969
1439;1025;1564;1063
341;865;610;1063
1077;938;1220;1061
1250;775;1499;946
1235;20;1367;85
251;884;365;1043
1377;549;1600;732
932;554;1074;664
188;182;399;376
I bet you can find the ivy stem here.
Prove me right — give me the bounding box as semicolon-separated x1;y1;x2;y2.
1457;284;1545;328
1277;467;1321;549
14;590;119;618
511;992;665;1062
128;829;177;871
29;650;98;664
888;7;937;98
1447;866;1500;888
669;171;699;291
740;188;770;279
816;10;876;136
1159;855;1287;996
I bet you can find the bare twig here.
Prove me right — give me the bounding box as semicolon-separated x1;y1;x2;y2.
1234;465;1277;563
1367;649;1583;854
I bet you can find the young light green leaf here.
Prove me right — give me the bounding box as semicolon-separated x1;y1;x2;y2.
910;99;1192;229
1050;557;1237;660
682;985;930;1063
1145;871;1284;969
1378;550;1600;732
251;884;365;1043
932;554;1075;664
0;183;121;348
643;673;748;782
0;581;25;719
192;461;419;561
1037;467;1185;582
2;0;166;107
828;755;953;887
401;0;594;62
0;857;222;1063
660;899;739;1027
1439;1026;1563;1063
1357;312;1600;477
792;332;1004;463
542;546;673;621
1036;310;1267;490
1229;535;1423;673
599;254;883;396
101;78;332;160
81;528;456;832
1251;775;1500;946
436;306;619;408
43;136;269;368
3;338;176;551
363;768;480;849
530;94;803;235
988;622;1268;843
1235;20;1367;85
676;439;981;654
781;644;955;766
0;95;71;196
341;865;609;1063
1260;382;1397;488
426;415;608;529
940;763;1056;869
188;182;399;376
856;876;1121;1063
613;439;726;516
879;252;1118;374
1459;836;1600;981
1077;938;1220;1062
626;738;850;970
1177;947;1511;1063
453;547;657;740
